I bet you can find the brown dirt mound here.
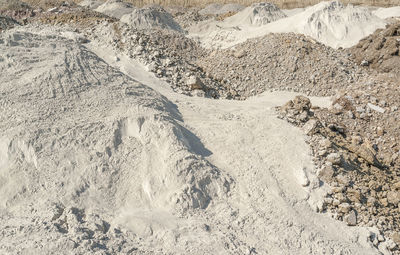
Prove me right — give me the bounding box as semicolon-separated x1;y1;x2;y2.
350;21;400;78
198;33;369;99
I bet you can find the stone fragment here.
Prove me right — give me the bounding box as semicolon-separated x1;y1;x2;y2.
317;165;335;183
186;76;205;90
387;190;400;205
233;49;246;58
302;119;318;135
344;210;357;226
326;153;341;165
367;103;385;113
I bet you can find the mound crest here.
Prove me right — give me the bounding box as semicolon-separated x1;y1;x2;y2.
121;6;182;32
225;2;286;26
300;0;386;48
95;0;134;19
0;28;229;231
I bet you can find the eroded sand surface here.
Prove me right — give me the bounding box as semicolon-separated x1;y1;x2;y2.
0;26;381;254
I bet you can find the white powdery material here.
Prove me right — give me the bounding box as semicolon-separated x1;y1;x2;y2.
95;0;134;19
224;2;287;26
188;0;387;49
120;6;182;32
373;6;400;19
294;1;387;48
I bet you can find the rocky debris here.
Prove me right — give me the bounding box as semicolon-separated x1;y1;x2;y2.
278;93;400;252
86;21;227;98
350;21;400;78
36;6;117;27
120;6;183;32
186;75;205;90
0;204;143;254
344;210;357;226
198;33;369;99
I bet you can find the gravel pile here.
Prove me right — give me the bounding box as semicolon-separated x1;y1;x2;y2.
86;21;229;98
197;33;368;99
166;6;213;29
350;21;400;78
278;74;400;253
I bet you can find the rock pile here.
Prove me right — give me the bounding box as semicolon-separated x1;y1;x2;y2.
350;21;400;78
278;91;400;253
86;21;228;98
168;6;212;29
198;33;367;99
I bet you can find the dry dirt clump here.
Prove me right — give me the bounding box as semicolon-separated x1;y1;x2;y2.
198;33;368;99
278;79;400;253
350;21;400;78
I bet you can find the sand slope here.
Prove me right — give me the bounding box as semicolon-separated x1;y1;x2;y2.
0;24;383;254
189;0;387;49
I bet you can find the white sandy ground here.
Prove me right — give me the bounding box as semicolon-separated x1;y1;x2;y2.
89;42;383;254
188;1;387;49
0;25;387;254
373;6;400;19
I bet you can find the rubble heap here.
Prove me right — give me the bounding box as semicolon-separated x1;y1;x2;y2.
278;91;400;253
198;33;369;99
350;21;400;78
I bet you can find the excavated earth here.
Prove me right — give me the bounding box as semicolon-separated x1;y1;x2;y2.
349;21;400;78
1;1;400;254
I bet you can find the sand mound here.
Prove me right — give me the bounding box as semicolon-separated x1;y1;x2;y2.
0;27;229;253
373;6;400;19
95;0;134;19
291;1;387;48
120;6;182;32
199;3;245;15
0;15;19;32
224;2;287;26
189;1;387;49
79;0;104;9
